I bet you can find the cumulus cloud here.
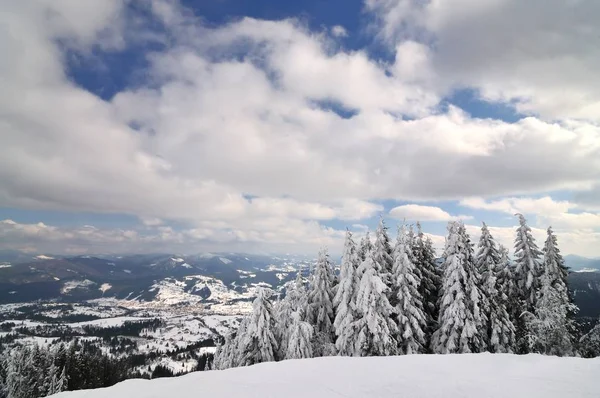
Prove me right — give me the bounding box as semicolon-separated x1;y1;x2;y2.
366;0;600;121
389;204;471;222
331;25;348;37
0;0;599;255
460;196;575;216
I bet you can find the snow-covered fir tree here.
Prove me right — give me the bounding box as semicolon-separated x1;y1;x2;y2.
333;230;360;355
285;312;314;359
432;221;486;354
497;245;519;323
513;214;543;312
357;230;373;262
524;227;578;356
349;248;398;356
236;288;279;366
274;271;308;359
476;223;515;353
543;226;577;325
392;224;427;354
580;318;600;358
513;214;545;353
373;217;394;290
527;266;575;356
306;248;336;356
412;221;441;348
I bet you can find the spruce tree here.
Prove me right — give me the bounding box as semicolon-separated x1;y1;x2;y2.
239;288;278;366
392;224;427;354
306;248;336;356
527;267;575;356
373;217;394;289
513;214;543;353
349;249;398;356
580;318;600;358
514;214;543;311
526;227;578;356
333;230;359;355
432;221;486;354
357;230;373;262
412;221;441;349
476;223;515;353
285;312;314;359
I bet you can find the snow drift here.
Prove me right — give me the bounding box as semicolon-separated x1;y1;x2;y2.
55;354;599;398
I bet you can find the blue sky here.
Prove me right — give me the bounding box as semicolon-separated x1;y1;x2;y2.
1;0;600;257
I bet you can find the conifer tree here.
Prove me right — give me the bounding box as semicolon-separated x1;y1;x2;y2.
373;217;394;289
350;249;398;356
544;226;578;326
514;214;543;312
392;224;427;354
412;221;441;348
306;248;336;356
333;230;360;355
285;312;314;360
580;318;600;358
525;227;578;356
357;230;373;262
239;288;279;366
432;221;486;354
513;214;543;353
476;223;515;353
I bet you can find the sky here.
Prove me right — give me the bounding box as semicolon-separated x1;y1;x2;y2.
1;0;600;257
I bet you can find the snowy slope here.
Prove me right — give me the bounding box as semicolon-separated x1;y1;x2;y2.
55;354;599;398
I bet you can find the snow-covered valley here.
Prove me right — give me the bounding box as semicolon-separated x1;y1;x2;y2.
54;354;600;398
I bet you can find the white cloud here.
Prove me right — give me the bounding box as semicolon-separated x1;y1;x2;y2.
0;1;599;255
463;222;600;258
460;196;575;216
366;0;600;121
389;204;471;222
331;25;348;37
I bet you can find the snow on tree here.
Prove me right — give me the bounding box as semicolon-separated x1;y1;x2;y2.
432;221;486;354
373;217;394;289
497;245;519;319
412;221;441;348
513;214;543;312
306;248;336;356
235;289;279;366
543;226;578;325
274;273;308;359
513;214;544;353
286;312;314;359
526;266;575;356
476;223;515;353
357;230;373;262
333;230;360;355
392;224;427;354
523;227;578;356
349;249;398;356
580;318;600;358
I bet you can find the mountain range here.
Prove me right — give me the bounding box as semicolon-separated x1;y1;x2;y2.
0;251;599;318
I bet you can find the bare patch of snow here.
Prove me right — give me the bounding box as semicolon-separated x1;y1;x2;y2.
99;283;112;294
61;279;96;294
219;257;232;264
35;254;54;260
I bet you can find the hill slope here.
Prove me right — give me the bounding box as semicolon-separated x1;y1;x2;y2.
55;354;599;398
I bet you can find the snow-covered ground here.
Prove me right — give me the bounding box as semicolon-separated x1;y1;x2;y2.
55;354;600;398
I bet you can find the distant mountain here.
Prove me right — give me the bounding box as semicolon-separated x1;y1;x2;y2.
2;251;600;319
565;254;600;273
0;253;312;306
